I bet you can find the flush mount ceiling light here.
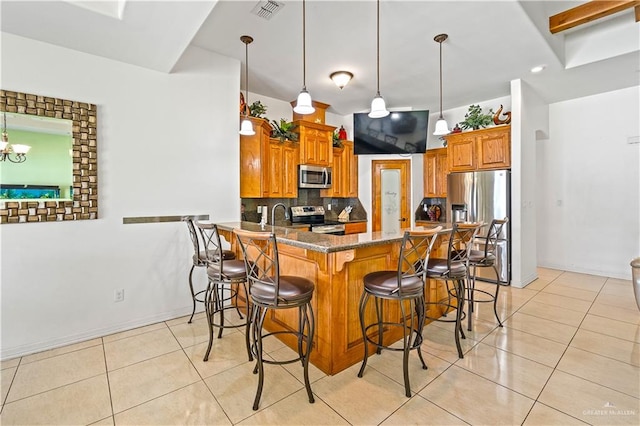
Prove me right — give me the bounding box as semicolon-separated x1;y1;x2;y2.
239;35;255;136
293;0;315;115
369;0;389;119
330;71;353;89
530;65;546;73
433;33;450;136
1;112;31;163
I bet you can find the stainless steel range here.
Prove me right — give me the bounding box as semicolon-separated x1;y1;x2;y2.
290;206;345;235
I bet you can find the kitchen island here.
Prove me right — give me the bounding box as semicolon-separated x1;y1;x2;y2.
217;221;451;375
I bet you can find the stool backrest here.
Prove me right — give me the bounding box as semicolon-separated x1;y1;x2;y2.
398;226;442;296
195;221;225;266
234;229;281;306
447;222;483;268
185;218;204;266
479;218;509;258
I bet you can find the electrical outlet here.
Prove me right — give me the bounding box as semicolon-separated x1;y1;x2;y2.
114;289;125;302
327;204;331;211
257;206;262;213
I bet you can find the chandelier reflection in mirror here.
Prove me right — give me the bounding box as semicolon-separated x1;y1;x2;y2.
1;112;31;163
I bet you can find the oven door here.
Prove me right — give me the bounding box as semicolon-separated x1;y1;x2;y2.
299;165;332;189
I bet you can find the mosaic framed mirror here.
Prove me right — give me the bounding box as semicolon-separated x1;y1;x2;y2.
0;90;97;223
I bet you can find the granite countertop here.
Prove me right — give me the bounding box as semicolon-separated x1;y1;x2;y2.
217;221;447;254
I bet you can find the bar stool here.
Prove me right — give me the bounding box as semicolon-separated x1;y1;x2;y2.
195;222;249;362
184;218;235;323
425;222;482;359
357;227;441;397
465;218;509;331
233;228;315;411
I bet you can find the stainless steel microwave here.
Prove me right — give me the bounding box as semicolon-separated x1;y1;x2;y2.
299;165;332;189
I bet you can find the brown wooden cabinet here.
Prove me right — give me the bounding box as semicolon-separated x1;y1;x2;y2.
445;125;511;172
240;116;298;198
294;120;335;167
321;140;358;198
423;147;448;197
344;221;366;234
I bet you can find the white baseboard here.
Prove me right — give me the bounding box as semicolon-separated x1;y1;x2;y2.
537;261;631;281
0;306;202;361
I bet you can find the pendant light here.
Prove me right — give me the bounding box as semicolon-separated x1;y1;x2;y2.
239;35;255;136
433;33;450;136
369;0;389;119
293;0;315;115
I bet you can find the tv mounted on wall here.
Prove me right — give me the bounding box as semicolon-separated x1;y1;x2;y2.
353;110;429;155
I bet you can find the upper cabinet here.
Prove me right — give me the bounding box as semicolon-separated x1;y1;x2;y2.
240;116;298;198
445;125;511;172
424;147;448;198
294;120;335;167
321;140;358;198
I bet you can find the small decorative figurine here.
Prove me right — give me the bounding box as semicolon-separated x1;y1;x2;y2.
338;125;347;140
493;105;512;125
452;123;462;133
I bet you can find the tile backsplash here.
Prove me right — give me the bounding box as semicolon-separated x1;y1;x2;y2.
242;190;366;223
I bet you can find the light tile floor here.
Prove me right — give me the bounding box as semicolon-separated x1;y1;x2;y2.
1;268;639;425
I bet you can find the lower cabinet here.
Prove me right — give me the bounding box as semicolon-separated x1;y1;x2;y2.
344;221;366;234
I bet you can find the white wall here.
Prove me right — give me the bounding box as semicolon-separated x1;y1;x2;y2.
511;79;547;287
536;86;640;279
0;34;240;359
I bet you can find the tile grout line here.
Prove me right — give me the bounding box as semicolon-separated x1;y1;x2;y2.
521;272;614;424
100;337;116;425
166;316;237;425
0;356;23;415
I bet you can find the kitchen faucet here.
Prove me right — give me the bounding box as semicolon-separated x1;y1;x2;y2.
271;203;289;226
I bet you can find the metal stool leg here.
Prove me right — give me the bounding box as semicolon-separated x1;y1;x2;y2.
188;265;197;323
454;278;465;358
357;291;371;378
400;299;412;397
492;265;504;327
203;282;215;362
252;305;268;411
301;302;315;404
415;295;428;371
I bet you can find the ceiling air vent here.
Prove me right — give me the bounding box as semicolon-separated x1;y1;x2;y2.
251;0;285;20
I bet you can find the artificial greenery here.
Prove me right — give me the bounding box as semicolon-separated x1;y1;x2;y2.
270;119;298;142
459;104;495;130
248;100;267;118
332;130;343;148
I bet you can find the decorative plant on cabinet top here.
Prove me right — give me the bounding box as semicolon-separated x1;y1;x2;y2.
459;104;494;130
248;100;267;118
270;119;298;143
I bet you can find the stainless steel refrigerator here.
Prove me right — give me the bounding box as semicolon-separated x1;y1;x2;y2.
447;170;511;284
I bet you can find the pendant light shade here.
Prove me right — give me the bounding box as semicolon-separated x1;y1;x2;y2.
239;35;255;136
369;94;389;119
369;0;389;119
433;33;450;136
433;118;450;135
293;0;315;115
239;118;255;136
294;89;315;114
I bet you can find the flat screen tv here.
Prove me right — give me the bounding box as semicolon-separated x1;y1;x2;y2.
353;110;429;155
